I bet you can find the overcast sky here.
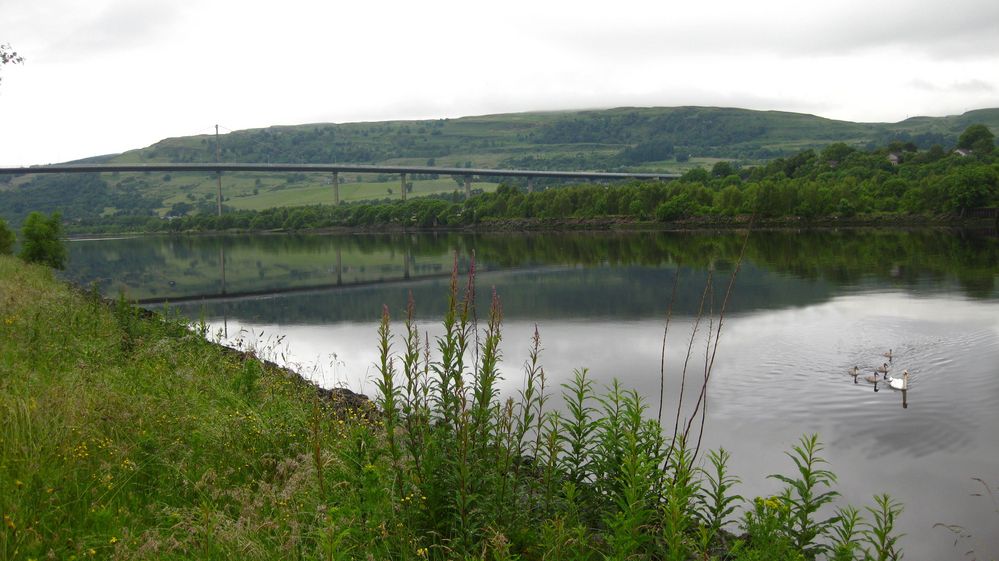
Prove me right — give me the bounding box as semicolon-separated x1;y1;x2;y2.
2;0;998;166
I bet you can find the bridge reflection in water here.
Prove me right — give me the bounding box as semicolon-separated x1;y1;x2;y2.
137;245;439;306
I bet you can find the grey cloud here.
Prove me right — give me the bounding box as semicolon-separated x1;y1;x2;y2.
909;79;939;91
801;2;999;59
43;0;187;60
951;80;996;93
908;78;995;93
543;0;999;61
335;87;838;129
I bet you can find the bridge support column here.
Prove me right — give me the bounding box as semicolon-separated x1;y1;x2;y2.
401;173;408;201
527;176;534;193
464;175;472;199
332;172;340;205
216;171;223;216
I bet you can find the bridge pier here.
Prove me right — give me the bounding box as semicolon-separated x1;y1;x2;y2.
527;176;534;193
464;175;472;199
332;172;340;205
401;173;408;201
216;171;223;216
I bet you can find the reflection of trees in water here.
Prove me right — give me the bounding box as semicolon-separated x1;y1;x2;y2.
744;230;997;298
66;229;998;302
169;263;838;324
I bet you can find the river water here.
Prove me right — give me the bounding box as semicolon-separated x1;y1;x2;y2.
64;229;999;559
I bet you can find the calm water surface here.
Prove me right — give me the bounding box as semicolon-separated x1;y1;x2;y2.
64;230;999;559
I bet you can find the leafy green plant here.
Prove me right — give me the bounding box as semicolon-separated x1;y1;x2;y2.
560;369;596;488
697;448;743;550
603;389;657;560
661;436;701;561
734;492;804;560
18;211;67;269
830;505;863;561
769;434;840;557
863;493;904;561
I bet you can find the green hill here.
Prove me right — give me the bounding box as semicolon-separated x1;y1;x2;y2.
101;106;999;169
2;106;998;226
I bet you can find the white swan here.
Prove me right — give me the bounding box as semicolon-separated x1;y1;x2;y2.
887;370;910;391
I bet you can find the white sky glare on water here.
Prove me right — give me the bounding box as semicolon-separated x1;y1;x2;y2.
1;0;998;165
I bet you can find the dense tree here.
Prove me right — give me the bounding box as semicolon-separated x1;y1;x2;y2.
944;166;998;213
711;161;734;177
957;124;995;154
0;218;14;255
19;212;67;269
819;142;856;163
620;139;674;163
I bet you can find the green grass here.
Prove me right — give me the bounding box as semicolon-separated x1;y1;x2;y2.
99;171;498;215
0;256;354;558
226;179;498;211
0;255;906;559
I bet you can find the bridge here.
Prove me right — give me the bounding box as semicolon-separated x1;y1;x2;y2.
0;163;679;214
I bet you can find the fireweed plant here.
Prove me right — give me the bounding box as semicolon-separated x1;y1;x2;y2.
348;251;905;560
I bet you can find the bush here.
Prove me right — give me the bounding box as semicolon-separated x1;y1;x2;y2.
0;218;14;255
656;195;696;221
18;211;67;269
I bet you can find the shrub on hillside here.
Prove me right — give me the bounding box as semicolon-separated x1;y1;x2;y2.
0;218;14;255
19;211;67;269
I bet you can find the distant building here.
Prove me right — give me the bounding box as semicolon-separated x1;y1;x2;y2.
887;153;901;165
953;148;973;157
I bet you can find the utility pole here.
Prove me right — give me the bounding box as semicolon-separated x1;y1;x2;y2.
215;124;222;217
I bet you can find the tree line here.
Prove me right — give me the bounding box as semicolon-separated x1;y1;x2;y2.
0;212;68;269
66;125;998;235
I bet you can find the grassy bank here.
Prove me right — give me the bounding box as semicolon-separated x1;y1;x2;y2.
0;256;357;558
0;256;904;559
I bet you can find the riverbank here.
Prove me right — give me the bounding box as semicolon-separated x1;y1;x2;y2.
0;256;368;558
65;212;999;239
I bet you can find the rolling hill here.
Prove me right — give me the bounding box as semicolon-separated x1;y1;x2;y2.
2;106;998;225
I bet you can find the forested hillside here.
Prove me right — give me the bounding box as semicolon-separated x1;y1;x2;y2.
65;129;999;235
2;106;998;227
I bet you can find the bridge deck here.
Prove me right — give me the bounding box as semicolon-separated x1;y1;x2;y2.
0;163;679;180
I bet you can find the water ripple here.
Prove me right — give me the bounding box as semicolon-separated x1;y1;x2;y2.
707;295;999;460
